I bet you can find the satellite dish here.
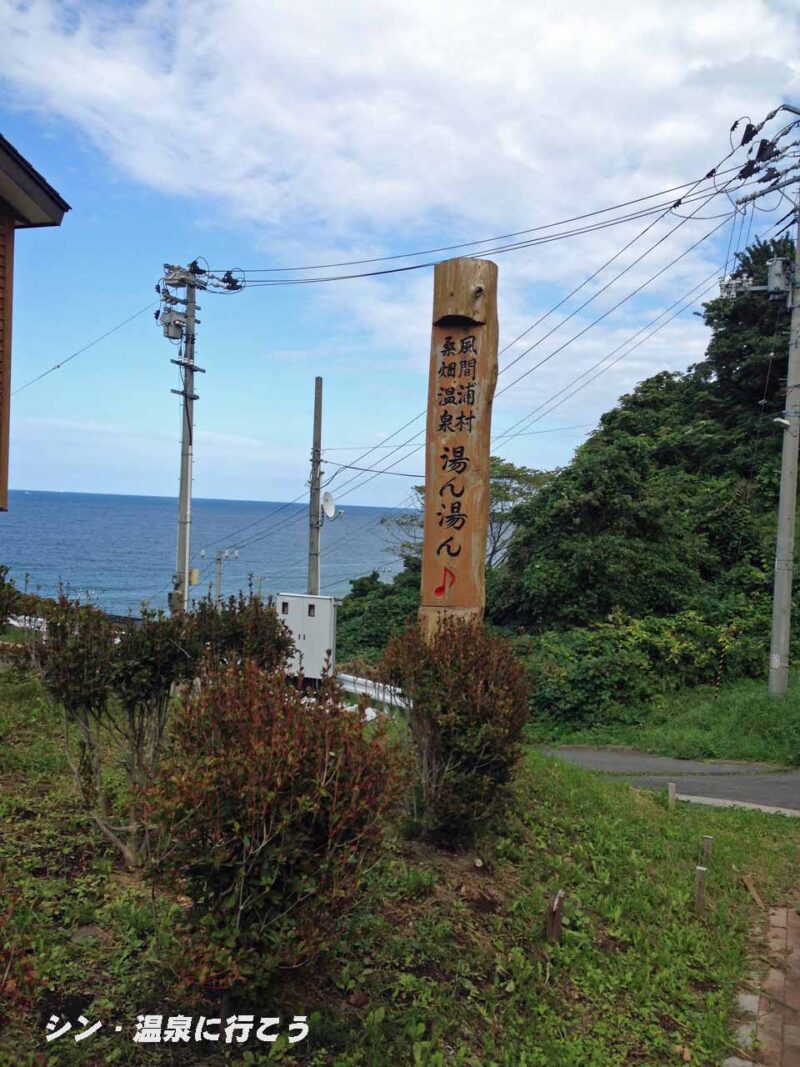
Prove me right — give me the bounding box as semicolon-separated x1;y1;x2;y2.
322;491;336;519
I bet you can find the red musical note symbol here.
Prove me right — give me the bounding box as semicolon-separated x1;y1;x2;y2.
434;566;456;597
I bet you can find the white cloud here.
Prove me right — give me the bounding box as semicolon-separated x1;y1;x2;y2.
1;0;799;501
2;0;797;235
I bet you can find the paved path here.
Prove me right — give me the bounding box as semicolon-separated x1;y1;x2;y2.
726;906;800;1066
543;747;800;812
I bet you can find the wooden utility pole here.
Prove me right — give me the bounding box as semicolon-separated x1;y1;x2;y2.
307;376;323;596
419;258;498;638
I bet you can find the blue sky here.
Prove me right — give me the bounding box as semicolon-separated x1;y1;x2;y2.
1;0;799;508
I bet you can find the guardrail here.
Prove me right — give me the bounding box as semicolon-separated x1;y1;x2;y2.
337;673;409;712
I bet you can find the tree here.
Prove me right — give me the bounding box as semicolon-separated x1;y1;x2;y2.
337;457;550;662
489;236;796;633
380;456;549;568
485;457;552;567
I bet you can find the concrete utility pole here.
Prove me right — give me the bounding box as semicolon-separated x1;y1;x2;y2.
215;548;224;607
159;264;205;615
769;187;800;697
157;261;242;613
307;376;323;595
211;547;237;607
174;279;197;614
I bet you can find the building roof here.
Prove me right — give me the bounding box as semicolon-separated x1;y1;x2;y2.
0;133;70;228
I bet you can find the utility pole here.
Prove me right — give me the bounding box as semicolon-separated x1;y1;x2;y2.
769;187;800;696
729;103;800;697
307;376;323;595
157;261;243;614
215;548;224;606
158;263;205;615
174;278;197;614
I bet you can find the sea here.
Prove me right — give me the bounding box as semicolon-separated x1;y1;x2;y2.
0;490;409;617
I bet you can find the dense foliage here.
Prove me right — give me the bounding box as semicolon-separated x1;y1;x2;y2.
520;604;769;726
383;617;529;845
189;586;294;670
491;237;795;633
342;238;798;718
147;661;403;986
337;561;422;663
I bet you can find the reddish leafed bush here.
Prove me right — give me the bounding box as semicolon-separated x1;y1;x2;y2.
146;661;403;983
382;617;530;846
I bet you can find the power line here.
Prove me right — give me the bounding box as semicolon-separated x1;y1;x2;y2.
320;206;736;507
319;207;754;545
208;165;748;274
322;424;592;449
496;180;737;383
319;166;767;502
218;156;792;290
233;187;743;566
235;190;736;288
323;459;424;478
320;276;727;595
493;275;724;447
217;223;768;600
227;130;795;593
321;196;726;501
12;302;157;395
181;131;790;573
492;216;788;447
493;209;735;405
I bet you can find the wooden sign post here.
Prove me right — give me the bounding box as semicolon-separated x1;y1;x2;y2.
419;258;498;639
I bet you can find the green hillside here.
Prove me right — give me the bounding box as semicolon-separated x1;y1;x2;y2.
338;237;799;740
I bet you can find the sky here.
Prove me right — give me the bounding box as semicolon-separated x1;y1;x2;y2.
1;0;799;508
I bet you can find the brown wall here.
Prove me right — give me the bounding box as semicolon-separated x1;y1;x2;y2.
0;213;13;511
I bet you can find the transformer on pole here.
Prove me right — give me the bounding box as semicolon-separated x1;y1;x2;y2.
157;262;205;614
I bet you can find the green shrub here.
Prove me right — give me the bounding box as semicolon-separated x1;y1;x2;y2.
37;592;293;868
520;626;655;726
336;565;420;664
189;588;293;671
41;596;115;813
0;566;19;631
111;609;201;864
147;661;403;986
518;606;771;726
382;617;529;847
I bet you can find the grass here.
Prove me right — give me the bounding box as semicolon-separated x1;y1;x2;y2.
1;667;800;1065
0;624;30;644
526;675;800;766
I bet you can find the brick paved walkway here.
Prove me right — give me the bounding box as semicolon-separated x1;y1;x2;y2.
726;906;800;1066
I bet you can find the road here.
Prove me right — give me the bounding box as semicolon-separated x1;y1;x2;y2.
543;747;800;813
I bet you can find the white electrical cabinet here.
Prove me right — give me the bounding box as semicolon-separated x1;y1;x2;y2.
277;593;337;679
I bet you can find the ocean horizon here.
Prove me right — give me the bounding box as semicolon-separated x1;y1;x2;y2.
0;489;409;616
